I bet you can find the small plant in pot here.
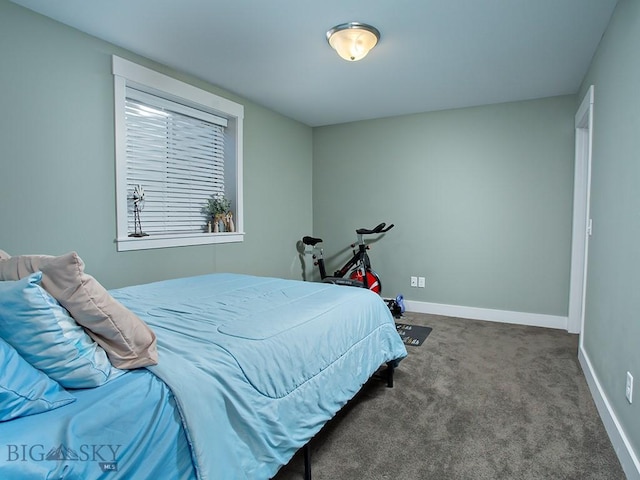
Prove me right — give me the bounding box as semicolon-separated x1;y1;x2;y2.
203;194;231;232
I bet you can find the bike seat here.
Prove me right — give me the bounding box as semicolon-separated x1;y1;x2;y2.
302;236;323;246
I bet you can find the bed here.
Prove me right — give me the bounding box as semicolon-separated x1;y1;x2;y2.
0;251;407;479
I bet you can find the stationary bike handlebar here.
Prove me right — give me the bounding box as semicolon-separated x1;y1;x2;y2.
356;223;394;235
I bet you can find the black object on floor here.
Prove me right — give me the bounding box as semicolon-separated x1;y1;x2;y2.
395;323;432;346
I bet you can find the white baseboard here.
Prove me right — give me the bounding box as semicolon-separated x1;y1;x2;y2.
404;300;568;331
579;346;640;480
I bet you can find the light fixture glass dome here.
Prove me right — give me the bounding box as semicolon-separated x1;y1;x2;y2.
326;22;380;62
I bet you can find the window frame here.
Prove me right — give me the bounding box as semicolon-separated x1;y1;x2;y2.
112;55;244;251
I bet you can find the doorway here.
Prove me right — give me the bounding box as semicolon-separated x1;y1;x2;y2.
567;86;594;340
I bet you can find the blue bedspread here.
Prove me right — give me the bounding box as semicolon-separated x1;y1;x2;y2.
110;273;407;480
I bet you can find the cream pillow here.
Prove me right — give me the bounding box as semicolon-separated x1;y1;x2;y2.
0;249;10;260
0;252;157;369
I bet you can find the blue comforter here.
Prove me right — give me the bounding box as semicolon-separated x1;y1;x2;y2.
111;273;407;480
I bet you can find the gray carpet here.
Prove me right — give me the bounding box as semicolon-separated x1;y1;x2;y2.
274;312;626;480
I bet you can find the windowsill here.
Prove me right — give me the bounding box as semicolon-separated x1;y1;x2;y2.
116;232;245;252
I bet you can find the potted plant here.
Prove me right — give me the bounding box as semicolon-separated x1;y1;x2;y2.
203;194;231;232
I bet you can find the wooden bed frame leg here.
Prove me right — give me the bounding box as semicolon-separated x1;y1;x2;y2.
386;361;395;388
304;443;312;480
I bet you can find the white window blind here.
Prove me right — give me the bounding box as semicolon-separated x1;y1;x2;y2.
124;88;227;236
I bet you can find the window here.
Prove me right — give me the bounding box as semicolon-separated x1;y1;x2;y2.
112;56;244;251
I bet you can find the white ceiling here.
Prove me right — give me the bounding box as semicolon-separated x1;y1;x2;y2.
11;0;618;127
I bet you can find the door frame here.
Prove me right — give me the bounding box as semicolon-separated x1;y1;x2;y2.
567;85;594;337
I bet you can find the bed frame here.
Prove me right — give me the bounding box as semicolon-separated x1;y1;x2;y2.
301;361;396;479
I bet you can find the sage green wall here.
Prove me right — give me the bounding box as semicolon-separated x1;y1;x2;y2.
579;0;640;463
0;0;313;289
312;96;575;316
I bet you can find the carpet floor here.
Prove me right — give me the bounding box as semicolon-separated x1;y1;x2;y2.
274;312;626;480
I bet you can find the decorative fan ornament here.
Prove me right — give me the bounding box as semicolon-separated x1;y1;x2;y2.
129;184;149;237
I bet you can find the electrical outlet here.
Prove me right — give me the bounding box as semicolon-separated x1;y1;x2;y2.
410;276;418;287
626;372;633;403
418;276;425;288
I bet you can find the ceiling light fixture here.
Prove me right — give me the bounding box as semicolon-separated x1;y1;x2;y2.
326;22;380;62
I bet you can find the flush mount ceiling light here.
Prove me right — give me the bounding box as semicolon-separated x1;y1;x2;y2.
326;22;380;62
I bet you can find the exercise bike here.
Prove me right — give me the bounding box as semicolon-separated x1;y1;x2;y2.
302;222;394;295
